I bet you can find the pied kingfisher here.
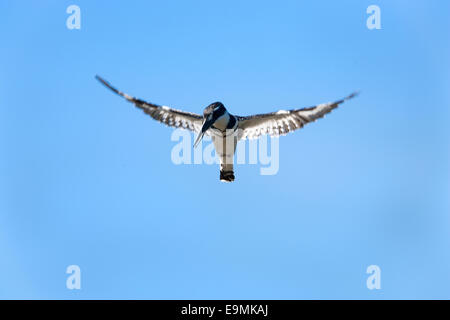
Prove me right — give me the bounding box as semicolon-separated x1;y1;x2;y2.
96;76;358;182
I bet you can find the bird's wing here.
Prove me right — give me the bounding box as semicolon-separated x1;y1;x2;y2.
236;92;358;140
96;76;203;133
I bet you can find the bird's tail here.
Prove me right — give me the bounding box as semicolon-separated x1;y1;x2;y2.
220;164;235;183
213;136;236;183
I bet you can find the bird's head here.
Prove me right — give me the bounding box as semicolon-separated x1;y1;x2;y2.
194;102;226;147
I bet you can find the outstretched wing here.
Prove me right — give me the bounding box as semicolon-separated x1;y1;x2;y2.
237;92;358;140
96;76;203;133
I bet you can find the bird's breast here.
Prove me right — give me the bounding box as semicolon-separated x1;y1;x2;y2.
213;112;230;131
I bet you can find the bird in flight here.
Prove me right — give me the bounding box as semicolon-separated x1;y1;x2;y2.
96;75;358;182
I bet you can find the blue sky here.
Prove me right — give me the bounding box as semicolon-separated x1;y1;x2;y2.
1;0;449;299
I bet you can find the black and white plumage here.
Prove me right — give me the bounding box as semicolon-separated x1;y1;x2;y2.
236;92;358;140
96;75;358;182
96;76;204;132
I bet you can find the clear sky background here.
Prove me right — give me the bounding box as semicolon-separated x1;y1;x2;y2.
1;1;449;299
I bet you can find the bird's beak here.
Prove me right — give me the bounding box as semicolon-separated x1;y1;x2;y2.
194;117;214;148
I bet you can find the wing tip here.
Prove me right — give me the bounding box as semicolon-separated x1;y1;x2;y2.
345;91;360;101
95;74;108;86
95;75;134;101
96;74;117;92
334;91;359;105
